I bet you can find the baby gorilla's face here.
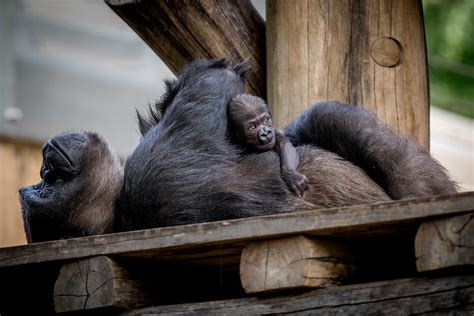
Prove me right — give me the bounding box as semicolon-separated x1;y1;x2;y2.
229;94;276;151
243;110;275;150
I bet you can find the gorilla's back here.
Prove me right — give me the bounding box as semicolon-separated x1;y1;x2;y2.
115;123;304;231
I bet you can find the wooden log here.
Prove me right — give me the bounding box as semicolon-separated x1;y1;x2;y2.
240;235;356;294
0;193;472;268
266;0;430;148
415;214;474;272
54;256;151;313
105;0;266;97
126;275;474;315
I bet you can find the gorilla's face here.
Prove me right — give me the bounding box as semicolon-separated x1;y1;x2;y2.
19;131;122;243
19;132;90;242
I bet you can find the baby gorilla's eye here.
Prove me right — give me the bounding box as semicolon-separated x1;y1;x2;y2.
249;123;257;130
264;117;270;123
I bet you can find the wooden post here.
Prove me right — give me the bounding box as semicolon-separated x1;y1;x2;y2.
415;213;474;272
53;256;152;313
266;0;429;149
240;236;356;294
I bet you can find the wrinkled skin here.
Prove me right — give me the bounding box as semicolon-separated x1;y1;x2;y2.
19;58;458;242
19;132;122;243
228;94;276;151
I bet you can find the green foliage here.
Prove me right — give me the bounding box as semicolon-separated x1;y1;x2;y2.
423;0;474;118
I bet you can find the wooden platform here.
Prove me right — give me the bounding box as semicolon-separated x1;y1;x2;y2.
1;193;472;267
0;193;473;314
128;275;474;315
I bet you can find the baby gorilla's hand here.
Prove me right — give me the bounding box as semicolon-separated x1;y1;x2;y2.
282;170;309;198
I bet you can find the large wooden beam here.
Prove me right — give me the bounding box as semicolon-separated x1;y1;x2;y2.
53;256;152;313
415;214;474;272
240;236;356;294
126;275;474;314
105;0;266;98
267;0;429;148
0;193;472;268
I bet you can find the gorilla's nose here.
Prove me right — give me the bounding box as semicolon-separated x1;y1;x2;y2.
259;127;273;142
53;132;88;146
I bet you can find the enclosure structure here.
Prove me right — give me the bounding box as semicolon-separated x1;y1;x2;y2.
0;0;473;314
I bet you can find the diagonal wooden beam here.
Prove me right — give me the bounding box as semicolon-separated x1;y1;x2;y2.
105;0;266;98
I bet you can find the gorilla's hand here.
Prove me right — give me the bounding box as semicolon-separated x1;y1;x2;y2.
282;169;308;198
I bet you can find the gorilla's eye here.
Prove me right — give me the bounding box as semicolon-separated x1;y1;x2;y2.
43;170;56;185
249;123;257;131
40;160;59;184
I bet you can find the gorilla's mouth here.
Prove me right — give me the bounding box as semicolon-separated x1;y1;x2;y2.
33;181;47;198
260;137;274;145
19;182;47;203
257;137;276;150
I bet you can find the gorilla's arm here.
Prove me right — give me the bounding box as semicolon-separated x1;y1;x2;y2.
274;130;308;197
284;101;458;199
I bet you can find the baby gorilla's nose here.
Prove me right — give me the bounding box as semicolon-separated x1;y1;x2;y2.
258;126;273;143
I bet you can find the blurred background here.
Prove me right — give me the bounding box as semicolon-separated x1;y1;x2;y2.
0;0;472;247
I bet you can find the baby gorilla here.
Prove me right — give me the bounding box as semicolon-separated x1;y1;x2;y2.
228;94;308;197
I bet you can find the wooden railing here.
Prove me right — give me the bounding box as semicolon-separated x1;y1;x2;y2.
1;193;472;313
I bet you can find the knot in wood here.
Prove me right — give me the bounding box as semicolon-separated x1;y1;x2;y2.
370;37;402;67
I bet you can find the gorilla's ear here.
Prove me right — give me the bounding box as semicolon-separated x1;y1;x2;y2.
231;58;250;79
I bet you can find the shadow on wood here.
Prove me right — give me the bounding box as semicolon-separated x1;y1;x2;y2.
126;274;474;315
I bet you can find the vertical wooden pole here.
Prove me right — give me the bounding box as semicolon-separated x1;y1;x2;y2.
266;0;429;149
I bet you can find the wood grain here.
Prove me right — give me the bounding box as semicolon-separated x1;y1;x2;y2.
415;214;474;272
105;0;266;97
0;139;42;248
126;275;474;315
0;193;472;267
240;235;356;293
54;256;151;312
267;0;429;148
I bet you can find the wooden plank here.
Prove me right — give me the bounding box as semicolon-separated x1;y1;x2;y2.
267;0;429;148
124;275;474;315
0;139;42;248
0;193;472;268
240;236;356;294
105;0;266;97
415;214;474;272
54;256;152;313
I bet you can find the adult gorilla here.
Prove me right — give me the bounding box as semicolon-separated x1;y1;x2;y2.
114;59;457;231
19;58;457;242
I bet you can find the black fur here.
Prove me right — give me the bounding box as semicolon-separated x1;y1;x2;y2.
19;132;122;242
115;59;457;231
284;102;458;199
19;58;458;242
